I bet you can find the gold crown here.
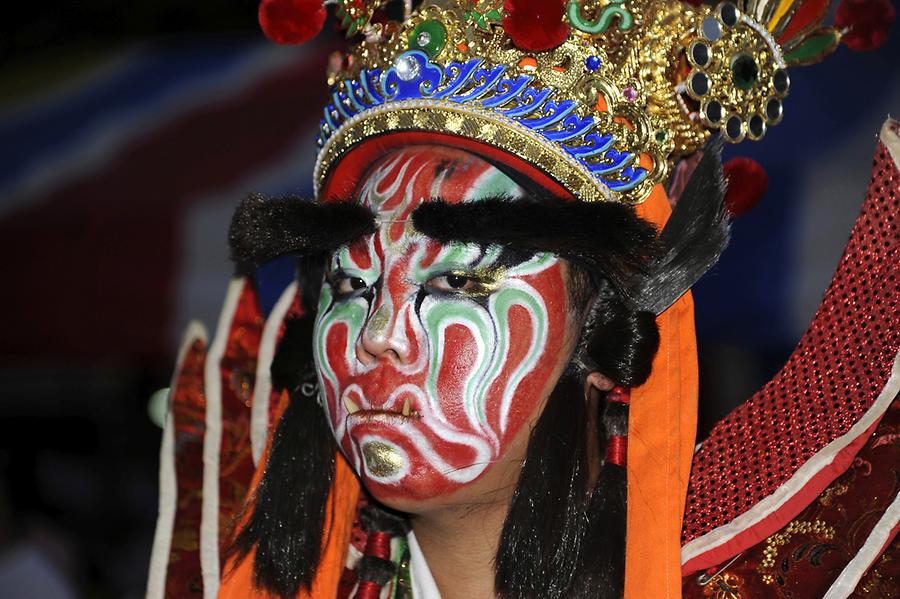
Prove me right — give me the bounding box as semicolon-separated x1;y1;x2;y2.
306;0;845;203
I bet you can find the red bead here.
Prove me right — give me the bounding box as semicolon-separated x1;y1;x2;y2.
723;157;768;217
258;0;327;45
835;0;896;52
503;0;569;52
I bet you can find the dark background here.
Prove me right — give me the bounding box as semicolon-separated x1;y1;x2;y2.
0;1;897;597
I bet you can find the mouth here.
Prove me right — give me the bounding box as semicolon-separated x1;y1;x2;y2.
343;395;421;420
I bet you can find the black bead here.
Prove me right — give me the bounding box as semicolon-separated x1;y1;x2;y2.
725;115;742;140
690;71;709;96
766;97;782;121
705;100;723;124
719;2;739;27
691;42;710;67
748;114;765;138
772;69;790;94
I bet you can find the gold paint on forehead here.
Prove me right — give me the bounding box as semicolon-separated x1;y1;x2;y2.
362;441;406;477
368;304;391;337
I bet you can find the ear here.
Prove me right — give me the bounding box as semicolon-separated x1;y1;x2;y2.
584;371;616;403
586;371;615;392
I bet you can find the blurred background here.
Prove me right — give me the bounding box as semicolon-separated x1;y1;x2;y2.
0;1;897;597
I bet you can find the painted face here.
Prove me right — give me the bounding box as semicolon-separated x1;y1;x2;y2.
313;146;577;502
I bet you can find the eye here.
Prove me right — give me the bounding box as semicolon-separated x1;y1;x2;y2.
426;273;476;293
334;275;368;295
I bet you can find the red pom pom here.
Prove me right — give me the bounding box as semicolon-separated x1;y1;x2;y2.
834;0;896;52
258;0;327;45
723;157;768;217
503;0;569;52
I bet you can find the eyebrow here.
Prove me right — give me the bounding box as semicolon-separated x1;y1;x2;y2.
229;194;376;272
410;197;660;297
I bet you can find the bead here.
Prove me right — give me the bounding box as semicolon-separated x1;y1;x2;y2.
731;54;759;90
765;97;782;122
701;16;721;41
689;71;709;96
724;115;743;140
705;100;723;124
585;55;602;71
408;20;448;59
394;55;420;81
772;68;790;95
748;114;765;139
690;41;710;67
719;2;739;27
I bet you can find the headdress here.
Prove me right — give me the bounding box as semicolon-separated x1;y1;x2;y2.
260;0;890;205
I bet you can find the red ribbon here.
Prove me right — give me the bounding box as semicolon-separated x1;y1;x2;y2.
354;581;383;599
606;435;628;467
607;386;631;404
364;531;391;560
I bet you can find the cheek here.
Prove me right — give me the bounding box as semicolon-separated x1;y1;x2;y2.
427;264;572;443
313;295;367;426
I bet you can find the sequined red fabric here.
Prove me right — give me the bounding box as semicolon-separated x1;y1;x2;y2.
683;141;900;546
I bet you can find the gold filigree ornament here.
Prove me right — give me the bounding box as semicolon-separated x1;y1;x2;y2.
260;0;851;203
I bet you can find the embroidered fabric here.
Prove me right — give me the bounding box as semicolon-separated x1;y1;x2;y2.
683;132;900;551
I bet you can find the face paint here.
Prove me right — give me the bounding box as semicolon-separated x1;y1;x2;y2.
313;146;576;501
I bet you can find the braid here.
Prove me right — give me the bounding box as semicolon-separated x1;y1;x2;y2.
352;504;409;599
571;387;629;596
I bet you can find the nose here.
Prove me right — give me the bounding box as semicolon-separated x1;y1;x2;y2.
357;291;413;365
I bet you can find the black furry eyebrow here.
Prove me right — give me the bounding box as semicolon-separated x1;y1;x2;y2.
228;194;376;274
411;196;661;306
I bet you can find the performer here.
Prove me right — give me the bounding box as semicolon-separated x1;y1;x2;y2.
145;1;898;598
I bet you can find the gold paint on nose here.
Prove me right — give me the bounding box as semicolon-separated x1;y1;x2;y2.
367;304;391;337
362;441;405;477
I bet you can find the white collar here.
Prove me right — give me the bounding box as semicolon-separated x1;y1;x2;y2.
407;530;442;599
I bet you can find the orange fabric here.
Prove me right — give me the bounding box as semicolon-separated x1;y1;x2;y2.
627;185;699;599
217;392;362;599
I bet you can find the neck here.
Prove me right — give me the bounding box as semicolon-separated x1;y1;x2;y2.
410;496;509;599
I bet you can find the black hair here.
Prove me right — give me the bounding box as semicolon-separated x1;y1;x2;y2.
227;140;728;598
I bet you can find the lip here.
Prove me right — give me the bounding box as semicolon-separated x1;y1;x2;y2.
343;394;420;419
347;410;421;425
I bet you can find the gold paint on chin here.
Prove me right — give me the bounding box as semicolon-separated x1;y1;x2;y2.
362;441;406;477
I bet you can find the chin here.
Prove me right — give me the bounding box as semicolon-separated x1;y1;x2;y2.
350;443;486;511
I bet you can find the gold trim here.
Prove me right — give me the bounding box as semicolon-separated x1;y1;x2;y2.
316;100;662;204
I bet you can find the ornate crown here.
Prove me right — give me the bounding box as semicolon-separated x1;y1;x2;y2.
258;0;888;203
